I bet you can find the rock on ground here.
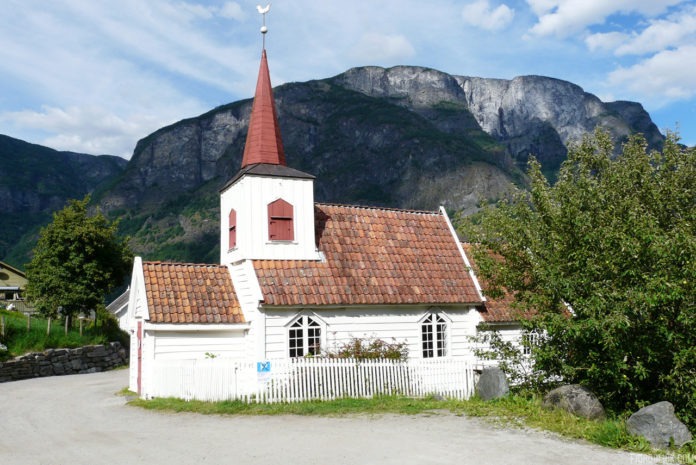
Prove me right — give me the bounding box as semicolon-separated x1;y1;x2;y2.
626;401;692;449
542;384;605;420
476;367;509;401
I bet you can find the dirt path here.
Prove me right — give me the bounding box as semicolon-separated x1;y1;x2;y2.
0;370;670;465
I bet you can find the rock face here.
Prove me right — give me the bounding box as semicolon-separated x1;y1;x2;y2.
1;66;664;265
0;134;126;215
336;67;663;173
542;384;606;420
476;367;510;400
626;401;693;449
0;134;126;265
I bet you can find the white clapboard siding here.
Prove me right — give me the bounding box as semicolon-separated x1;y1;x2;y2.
153;331;247;360
149;357;475;403
264;307;480;360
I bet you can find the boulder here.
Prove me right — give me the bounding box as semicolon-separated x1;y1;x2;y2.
626;401;692;449
542;384;605;420
476;367;509;401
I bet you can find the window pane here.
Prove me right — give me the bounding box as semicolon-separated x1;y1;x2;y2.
289;327;304;358
422;322;434;358
308;327;320;355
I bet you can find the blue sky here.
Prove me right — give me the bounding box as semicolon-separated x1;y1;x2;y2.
0;0;694;158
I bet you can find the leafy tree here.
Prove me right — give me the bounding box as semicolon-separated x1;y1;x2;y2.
25;196;132;323
459;130;695;426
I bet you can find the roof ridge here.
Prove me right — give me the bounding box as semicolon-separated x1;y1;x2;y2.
142;261;226;268
315;202;440;215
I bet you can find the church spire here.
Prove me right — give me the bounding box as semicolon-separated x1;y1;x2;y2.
240;7;286;168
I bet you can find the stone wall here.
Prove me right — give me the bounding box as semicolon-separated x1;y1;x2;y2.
0;342;127;383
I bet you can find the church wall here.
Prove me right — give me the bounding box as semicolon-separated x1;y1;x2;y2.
263;305;481;361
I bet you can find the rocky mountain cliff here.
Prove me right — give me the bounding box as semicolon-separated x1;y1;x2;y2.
95;65;662;263
335;66;663;174
1;66;664;266
0;134;127;267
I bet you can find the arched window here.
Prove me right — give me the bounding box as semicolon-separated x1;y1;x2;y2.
421;314;447;358
228;209;237;249
521;329;541;356
289;315;321;357
268;198;294;241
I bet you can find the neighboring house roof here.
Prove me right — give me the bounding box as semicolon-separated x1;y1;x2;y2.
462;243;535;323
142;262;244;324
0;261;28;288
254;204;481;307
107;288;130;317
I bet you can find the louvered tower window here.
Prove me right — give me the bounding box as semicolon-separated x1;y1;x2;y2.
268;198;294;241
228;209;237;249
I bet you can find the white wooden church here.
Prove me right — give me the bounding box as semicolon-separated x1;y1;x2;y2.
122;41;525;398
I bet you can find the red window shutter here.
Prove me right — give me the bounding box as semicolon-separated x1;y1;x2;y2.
268;199;294;241
228;209;237;248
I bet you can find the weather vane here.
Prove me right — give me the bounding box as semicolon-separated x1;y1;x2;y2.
257;4;271;49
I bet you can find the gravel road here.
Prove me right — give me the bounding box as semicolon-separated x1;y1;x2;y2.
0;370;670;465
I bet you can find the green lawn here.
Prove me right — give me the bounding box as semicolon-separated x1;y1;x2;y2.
0;308;126;360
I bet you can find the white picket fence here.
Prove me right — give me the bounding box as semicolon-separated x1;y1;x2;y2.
150;357;476;403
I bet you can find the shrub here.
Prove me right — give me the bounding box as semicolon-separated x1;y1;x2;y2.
325;337;408;361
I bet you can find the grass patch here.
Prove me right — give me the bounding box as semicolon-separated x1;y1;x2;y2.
0;309;126;360
116;387;138;397
129;395;455;417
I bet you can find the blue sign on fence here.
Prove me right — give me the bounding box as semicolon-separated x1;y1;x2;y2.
257;361;271;373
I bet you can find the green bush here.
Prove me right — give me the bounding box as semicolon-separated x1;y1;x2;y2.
325;337;408;361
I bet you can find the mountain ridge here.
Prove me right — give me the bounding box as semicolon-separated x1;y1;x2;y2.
0;134;127;267
1;66;664;266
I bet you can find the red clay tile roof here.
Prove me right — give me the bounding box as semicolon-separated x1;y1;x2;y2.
143;262;244;324
254;204;481;306
462;243;535;323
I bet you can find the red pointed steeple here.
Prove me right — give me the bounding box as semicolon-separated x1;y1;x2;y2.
241;50;286;168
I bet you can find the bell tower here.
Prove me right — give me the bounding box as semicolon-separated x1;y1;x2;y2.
220;9;319;264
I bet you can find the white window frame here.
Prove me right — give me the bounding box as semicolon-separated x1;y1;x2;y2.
286;313;325;358
521;329;541;356
419;311;450;358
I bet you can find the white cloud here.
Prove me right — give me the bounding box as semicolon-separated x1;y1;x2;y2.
614;9;696;56
218;2;245;21
2;106;147;157
0;101;205;158
526;0;685;37
462;1;515;31
526;0;558;16
349;32;416;63
607;45;696;101
585;31;629;52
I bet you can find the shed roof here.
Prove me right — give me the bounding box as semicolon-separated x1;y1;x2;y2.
254;204;481;307
142;262;244;324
